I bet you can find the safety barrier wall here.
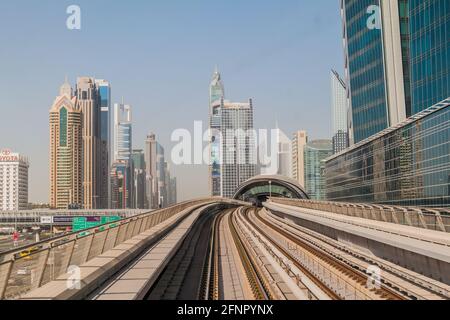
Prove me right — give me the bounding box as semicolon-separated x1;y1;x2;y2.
0;198;215;300
268;198;450;233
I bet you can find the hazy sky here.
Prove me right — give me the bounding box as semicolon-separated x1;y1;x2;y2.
0;0;344;203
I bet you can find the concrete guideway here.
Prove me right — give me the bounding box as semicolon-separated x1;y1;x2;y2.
18;203;215;300
264;201;450;288
91;204;217;300
3;197;449;301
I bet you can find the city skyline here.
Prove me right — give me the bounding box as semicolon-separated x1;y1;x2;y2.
0;0;343;203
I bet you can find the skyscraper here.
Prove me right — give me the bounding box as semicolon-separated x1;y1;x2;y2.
110;162;129;209
0;149;29;211
145;133;158;209
304;140;333;200
209;67;225;196
341;0;409;143
111;102;133;208
131;149;146;209
292;131;308;188
221;100;257;198
409;0;450;114
49;80;82;209
113;102;132;162
341;0;450;143
95;79;111;209
331;70;349;154
156;143;167;208
76;77;101;209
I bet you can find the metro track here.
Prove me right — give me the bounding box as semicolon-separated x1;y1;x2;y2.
134;205;448;301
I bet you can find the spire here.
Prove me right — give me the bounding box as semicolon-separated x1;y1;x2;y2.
59;76;72;97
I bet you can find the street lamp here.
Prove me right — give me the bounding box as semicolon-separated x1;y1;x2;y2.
269;181;272;198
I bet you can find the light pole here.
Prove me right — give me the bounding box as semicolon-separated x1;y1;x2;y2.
269;181;272;198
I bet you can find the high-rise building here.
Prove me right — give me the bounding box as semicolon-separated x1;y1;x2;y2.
76;77;101;209
209;67;225;196
341;0;450;143
0;149;29;211
304;140;333;200
221;100;257;198
110;161;129;209
49;80;82;209
341;0;409;143
111;102;133;208
331;70;349;153
276;129;292;178
409;0;450;114
113;102;132;162
168;176;177;205
292;131;308;188
131;149;146;209
145;133;158;209
156;143;167;208
95;79;111;209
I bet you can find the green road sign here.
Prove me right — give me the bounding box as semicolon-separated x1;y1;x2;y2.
72;216;122;232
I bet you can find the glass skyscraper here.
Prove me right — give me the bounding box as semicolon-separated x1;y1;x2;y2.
220;100;257;198
341;0;450;143
409;0;450;114
331;70;349;153
209;67;225;196
342;0;391;143
95;79;111;209
304;140;333;200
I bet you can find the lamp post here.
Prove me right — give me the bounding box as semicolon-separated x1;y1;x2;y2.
269;181;272;198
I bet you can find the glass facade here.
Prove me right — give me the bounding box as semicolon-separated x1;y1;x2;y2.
409;0;450;114
98;85;110;142
326;98;450;207
59;107;67;147
304;140;333;200
343;0;389;143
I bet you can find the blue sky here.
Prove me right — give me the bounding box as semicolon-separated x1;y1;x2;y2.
0;0;344;202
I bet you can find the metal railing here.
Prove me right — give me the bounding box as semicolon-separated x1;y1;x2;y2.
268;198;450;233
0;198;215;300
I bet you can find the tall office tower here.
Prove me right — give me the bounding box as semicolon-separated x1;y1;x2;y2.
145;133;158;209
163;162;171;206
111;102;133;208
275;128;292;178
169;177;177;205
156;143;167;208
0;149;29;211
113;102;132;162
49;80;82;209
409;0;450;114
292;131;308;188
131;149;146;209
304;140;333;200
341;0;409;143
95;79;111;209
110;162;129;209
209;67;225;196
76;77;101;209
221;99;257;198
331;70;349;154
257;128;292;178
